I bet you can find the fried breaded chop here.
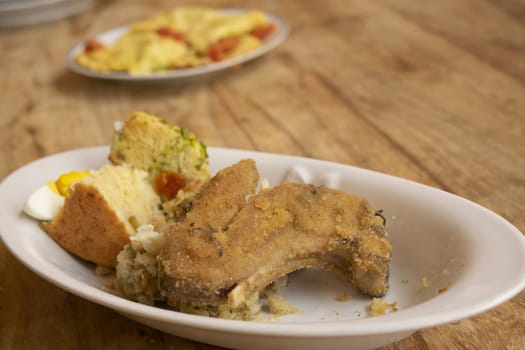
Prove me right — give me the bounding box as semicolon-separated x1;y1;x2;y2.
158;160;391;311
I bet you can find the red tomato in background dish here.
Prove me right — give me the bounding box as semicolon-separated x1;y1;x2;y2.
250;23;276;39
207;37;240;62
156;27;187;43
208;45;224;62
84;39;105;53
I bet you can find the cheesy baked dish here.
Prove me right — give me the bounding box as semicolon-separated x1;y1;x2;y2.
75;7;278;74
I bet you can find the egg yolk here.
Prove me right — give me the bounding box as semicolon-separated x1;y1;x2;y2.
49;171;91;197
46;181;60;195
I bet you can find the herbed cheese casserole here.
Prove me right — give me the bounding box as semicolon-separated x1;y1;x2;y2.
75;7;277;74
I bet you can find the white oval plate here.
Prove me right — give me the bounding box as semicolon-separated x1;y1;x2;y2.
0;0;94;28
1;147;524;350
66;9;289;81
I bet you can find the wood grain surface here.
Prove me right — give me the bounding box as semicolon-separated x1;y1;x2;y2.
1;0;524;349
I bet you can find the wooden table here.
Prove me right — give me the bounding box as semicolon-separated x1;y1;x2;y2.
1;0;524;349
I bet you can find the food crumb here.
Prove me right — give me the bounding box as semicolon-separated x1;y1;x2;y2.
368;298;398;316
260;178;270;190
254;197;271;210
336;293;352;302
421;276;429;288
104;279;118;292
95;265;113;276
438;284;449;294
266;293;300;316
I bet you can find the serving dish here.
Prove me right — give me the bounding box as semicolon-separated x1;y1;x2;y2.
0;0;94;28
66;9;289;81
1;146;524;350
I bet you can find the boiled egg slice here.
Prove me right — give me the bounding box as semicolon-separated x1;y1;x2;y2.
23;182;64;221
23;170;91;221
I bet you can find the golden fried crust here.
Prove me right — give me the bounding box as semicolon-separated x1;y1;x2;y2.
159;166;391;306
42;183;131;267
185;158;259;230
159;159;260;300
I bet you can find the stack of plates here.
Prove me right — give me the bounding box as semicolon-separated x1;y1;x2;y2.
0;0;94;28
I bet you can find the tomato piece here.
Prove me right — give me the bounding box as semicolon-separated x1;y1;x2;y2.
170;31;187;43
217;37;239;52
250;23;276;39
84;39;105;53
156;26;187;43
155;170;187;200
207;36;239;62
156;26;173;37
208;45;224;62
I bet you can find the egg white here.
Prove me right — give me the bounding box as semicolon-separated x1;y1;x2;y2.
23;185;64;220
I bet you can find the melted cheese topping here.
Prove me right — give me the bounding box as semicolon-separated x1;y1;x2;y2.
76;7;273;74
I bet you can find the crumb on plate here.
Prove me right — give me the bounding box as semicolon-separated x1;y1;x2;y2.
368;298;398;316
336;293;352;302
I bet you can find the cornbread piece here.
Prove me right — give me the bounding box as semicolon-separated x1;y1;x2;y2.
159;160;391;312
109;111;209;200
42;165;165;267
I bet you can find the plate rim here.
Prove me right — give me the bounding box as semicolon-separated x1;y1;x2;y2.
1;146;525;338
0;0;95;28
65;8;290;81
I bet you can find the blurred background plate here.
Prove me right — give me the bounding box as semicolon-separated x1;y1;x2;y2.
66;9;289;82
0;0;94;28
